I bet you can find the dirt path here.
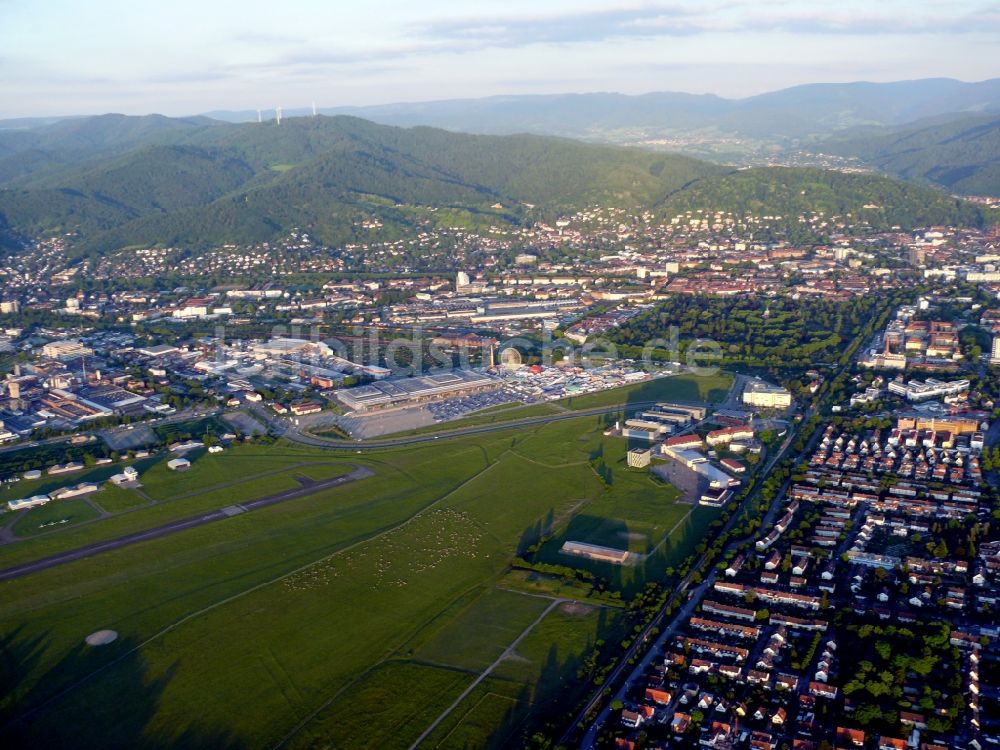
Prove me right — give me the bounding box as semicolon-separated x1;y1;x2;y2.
407;597;566;750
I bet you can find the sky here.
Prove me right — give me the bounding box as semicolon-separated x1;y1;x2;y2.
1;0;998;118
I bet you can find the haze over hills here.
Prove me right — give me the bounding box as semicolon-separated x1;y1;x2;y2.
0;112;993;255
201;78;1000;143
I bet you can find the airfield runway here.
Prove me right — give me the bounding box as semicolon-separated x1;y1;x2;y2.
0;464;374;583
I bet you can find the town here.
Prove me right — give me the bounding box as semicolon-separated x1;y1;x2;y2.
1;205;999;750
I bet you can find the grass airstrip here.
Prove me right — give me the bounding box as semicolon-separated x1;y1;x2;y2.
0;410;720;749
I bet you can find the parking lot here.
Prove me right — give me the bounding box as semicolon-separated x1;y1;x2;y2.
425;388;526;423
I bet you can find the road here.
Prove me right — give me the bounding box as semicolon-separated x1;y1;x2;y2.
569;396;825;749
0;465;373;582
570;416;807;749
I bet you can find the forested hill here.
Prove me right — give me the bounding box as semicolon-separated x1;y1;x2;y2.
0;114;993;254
656;168;991;231
0;115;723;252
820;114;1000;197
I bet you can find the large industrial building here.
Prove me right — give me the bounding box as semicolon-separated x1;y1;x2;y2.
333;369;500;412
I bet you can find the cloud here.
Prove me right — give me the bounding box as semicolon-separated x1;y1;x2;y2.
738;6;1000;35
417;5;705;47
232;31;305;45
142;70;234;85
189;1;1000;83
413;2;1000;49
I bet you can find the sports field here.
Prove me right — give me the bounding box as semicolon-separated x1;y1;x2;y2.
0;415;717;749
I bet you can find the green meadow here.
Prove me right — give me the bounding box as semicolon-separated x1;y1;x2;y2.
559;371;734;410
0;415;717;749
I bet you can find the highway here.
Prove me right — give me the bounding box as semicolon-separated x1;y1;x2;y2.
0;465;373;582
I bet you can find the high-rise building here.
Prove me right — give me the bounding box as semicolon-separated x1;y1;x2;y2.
991;335;1000;365
908;246;927;266
456;271;471;289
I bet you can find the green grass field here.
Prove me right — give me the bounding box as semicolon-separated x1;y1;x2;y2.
409;588;550;671
421;602;617;750
560;371;734;410
0;416;714;749
398;402;564;437
0;446;354;570
8;498;101;538
92;485;151;514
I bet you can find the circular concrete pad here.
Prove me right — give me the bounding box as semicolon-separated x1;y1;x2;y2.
85;629;118;646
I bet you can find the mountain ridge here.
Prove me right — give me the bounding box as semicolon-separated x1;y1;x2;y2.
0;114;993;255
200;78;1000;141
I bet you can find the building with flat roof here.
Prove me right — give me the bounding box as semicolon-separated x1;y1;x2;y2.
333;369;500;412
252;337;332;358
560;540;631;565
41;339;93;361
137;343;180;357
991;335;1000;366
109;466;140;485
8;495;50;511
655;402;708;420
622;418;671;440
887;377;970;402
627;448;652;468
743;380;792;409
76;385;148;415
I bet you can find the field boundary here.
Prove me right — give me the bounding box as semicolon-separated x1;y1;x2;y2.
407;597;565;750
433;690;520;749
270;457;510;749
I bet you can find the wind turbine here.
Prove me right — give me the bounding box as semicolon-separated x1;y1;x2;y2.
276;106;282;125
311;101;317;117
